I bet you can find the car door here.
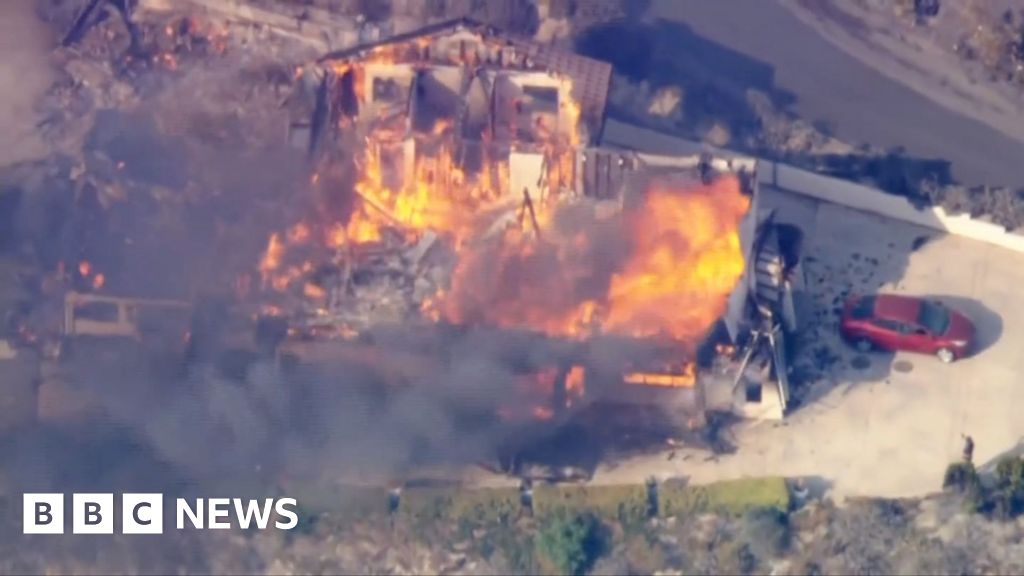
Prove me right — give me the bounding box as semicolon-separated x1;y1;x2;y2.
897;321;936;354
866;318;904;350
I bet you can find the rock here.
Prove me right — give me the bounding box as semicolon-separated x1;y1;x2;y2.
452;540;471;552
442;553;467;572
658;533;679;546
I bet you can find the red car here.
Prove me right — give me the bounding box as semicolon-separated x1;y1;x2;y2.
839;293;975;363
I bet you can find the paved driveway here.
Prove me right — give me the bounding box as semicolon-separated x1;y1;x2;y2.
592;186;1024;500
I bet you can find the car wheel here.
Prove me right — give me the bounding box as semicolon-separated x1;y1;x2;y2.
853;338;872;353
936;348;955;364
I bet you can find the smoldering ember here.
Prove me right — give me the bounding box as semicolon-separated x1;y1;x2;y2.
0;2;801;497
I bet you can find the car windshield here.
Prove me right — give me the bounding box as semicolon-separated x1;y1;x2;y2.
918;301;951;335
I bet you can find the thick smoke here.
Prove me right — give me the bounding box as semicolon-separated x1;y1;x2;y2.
47;324;567;492
0;62;552;497
442;200;631;330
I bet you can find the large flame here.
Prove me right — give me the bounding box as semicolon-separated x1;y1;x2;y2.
257;57;582;297
437;175;751;347
603;178;751;342
253;51;749;405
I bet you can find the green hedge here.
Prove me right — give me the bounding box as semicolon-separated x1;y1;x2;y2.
399;487;455;523
290;484;391;522
449;488;522;524
399;487;522;524
288;477;791;527
658;477;790;518
533;484;650;524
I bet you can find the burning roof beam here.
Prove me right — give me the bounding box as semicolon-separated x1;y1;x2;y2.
316;19;610;143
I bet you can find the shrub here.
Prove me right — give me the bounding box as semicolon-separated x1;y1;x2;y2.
288;484;390;525
942;462;980;493
995;456;1024;490
535;512;604;576
992;456;1024;518
963;481;987;514
479;523;536;574
741;507;790;558
622;533;666;575
943;462;987;513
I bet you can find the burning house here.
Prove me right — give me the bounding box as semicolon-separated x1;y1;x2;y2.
10;11;802;481
243;18;800;446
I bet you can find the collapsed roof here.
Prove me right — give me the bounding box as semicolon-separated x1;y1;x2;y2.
269;19;764;354
316;17;612;141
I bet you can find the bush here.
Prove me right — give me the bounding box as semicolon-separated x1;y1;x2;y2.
943;462;986;513
288;484;390;525
397;487;525;525
740;507;790;558
535;512;604;576
995;456;1024;490
992;456;1024;518
478;523;536;574
622;533;666;575
942;462;980;493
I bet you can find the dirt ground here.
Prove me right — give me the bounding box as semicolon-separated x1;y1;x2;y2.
0;0;56;168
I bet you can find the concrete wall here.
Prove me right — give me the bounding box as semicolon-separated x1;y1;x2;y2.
602;119;1024;254
758;162;1024;253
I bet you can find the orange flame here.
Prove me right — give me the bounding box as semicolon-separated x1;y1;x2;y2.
566;365;585;407
259;233;283;281
624;366;696;388
603;178;750;342
303;283;326;299
437;175;750;351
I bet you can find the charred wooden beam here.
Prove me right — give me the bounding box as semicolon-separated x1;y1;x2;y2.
63;0;141;51
62;0;106;47
307;73;332;162
520;187;541;242
351;187;407;230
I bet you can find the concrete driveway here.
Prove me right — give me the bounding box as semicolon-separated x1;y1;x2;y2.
592;186;1024;500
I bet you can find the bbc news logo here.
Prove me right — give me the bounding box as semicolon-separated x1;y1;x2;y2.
23;494;299;534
